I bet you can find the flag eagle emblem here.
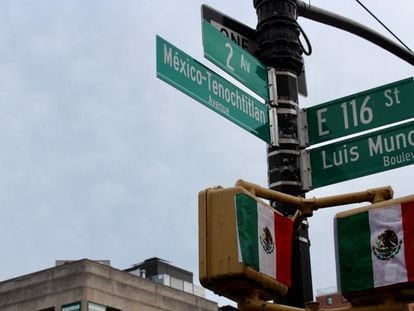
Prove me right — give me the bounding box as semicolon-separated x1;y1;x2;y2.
259;226;275;254
372;229;402;261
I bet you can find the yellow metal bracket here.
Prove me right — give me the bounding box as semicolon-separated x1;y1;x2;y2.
235;179;393;222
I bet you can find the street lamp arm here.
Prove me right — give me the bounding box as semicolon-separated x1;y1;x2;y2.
296;0;414;66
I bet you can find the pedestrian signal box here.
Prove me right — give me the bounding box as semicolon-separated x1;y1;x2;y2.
335;195;414;306
198;186;293;302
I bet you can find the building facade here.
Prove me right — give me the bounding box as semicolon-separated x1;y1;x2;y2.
315;290;351;309
0;259;218;311
316;288;414;310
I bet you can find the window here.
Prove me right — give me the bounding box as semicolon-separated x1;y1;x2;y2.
170;276;184;291
88;301;121;311
61;302;81;311
326;296;333;305
150;273;171;286
183;281;193;294
163;274;170;286
88;302;106;311
39;308;55;311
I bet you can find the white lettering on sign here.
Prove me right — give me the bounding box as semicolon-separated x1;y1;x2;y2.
320;128;414;171
340;97;373;130
240;54;250;73
208;96;230;115
222;36;252;75
161;42;266;126
383;151;414;167
164;45;206;85
368;131;414;156
321;145;360;169
210;20;251;51
314;86;403;140
225;42;235;72
205;71;266;124
316;108;329;136
384;88;401;107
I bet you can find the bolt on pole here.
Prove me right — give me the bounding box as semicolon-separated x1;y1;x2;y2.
253;0;313;307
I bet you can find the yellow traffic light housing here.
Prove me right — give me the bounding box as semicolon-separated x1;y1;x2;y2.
335;195;414;307
198;186;292;302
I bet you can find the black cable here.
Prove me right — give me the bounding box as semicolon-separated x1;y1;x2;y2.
355;0;412;52
298;23;312;56
296;0;414;66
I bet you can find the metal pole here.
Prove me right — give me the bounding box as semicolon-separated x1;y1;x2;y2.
295;0;414;66
253;0;312;307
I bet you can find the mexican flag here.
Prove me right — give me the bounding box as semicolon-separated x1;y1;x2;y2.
335;200;414;294
235;193;293;286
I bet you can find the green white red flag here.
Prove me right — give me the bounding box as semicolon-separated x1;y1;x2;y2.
335;200;414;293
235;193;293;286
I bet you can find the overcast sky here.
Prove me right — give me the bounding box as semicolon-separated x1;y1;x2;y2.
0;0;413;307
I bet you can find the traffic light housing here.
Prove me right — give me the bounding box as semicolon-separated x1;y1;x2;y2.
335;195;414;306
199;186;292;302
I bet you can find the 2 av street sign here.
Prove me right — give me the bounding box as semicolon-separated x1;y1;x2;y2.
156;36;270;143
201;4;307;98
305;77;414;145
201;4;257;55
202;20;269;100
309;120;414;188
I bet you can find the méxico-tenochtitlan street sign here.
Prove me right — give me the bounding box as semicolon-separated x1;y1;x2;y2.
156;35;270;143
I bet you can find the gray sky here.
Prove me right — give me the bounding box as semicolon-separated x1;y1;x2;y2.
0;0;413;307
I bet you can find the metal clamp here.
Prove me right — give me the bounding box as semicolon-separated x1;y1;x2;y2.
268;68;278;107
300;150;312;191
298;109;309;148
268;68;279;146
269;107;279;146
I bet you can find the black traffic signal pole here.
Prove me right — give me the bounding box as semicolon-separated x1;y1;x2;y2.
253;1;414;308
253;0;312;308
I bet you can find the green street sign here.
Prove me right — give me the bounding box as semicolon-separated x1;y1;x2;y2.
309;120;414;188
202;20;269;100
305;77;414;145
156;35;270;143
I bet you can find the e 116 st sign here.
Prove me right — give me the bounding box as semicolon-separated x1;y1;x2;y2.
304;77;414;145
